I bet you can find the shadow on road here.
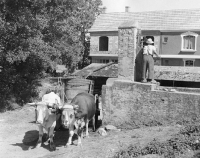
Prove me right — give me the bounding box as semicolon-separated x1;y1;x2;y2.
11;130;38;151
29;121;36;124
11;127;79;151
54;127;79;147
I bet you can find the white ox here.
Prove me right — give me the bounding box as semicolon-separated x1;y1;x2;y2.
31;102;59;150
61;92;96;147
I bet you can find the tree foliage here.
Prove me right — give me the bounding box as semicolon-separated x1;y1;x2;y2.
0;0;102;110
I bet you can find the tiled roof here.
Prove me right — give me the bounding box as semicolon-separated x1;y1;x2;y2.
71;63;105;78
89;8;200;32
71;63;118;78
72;63;200;82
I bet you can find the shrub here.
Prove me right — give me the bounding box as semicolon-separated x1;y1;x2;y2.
113;124;200;158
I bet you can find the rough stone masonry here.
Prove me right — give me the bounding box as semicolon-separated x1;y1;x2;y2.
118;21;139;81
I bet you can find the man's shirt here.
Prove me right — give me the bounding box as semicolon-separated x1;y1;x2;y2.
143;45;157;55
42;92;61;107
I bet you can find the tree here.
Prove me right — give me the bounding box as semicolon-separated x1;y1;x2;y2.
0;0;102;110
42;0;102;71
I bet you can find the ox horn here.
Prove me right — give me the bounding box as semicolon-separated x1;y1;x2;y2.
73;104;79;114
27;102;37;107
62;104;74;110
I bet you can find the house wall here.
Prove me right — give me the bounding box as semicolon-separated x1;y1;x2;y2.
195;59;200;66
161;58;200;67
160;31;200;55
90;32;118;55
161;58;183;66
161;34;181;55
90;31;200;66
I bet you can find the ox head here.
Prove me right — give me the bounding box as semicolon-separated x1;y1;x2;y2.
34;102;50;125
61;104;79;129
30;101;59;126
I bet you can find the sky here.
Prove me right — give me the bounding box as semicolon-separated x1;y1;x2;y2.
101;0;200;12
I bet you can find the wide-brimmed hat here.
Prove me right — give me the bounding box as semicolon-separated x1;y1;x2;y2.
146;38;154;44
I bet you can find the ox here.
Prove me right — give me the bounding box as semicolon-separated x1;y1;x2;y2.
61;92;96;147
32;101;60;150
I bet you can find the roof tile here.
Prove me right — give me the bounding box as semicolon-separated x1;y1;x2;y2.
89;8;200;32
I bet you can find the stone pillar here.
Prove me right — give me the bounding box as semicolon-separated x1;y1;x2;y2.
118;21;140;81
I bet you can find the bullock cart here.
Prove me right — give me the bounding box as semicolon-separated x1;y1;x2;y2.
49;77;94;102
49;77;100;129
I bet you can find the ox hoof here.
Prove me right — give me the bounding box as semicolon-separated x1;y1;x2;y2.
64;143;72;148
64;144;69;148
77;142;82;148
50;142;56;151
35;143;42;148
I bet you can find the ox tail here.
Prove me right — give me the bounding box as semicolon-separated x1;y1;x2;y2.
94;94;98;104
94;94;99;131
92;116;96;132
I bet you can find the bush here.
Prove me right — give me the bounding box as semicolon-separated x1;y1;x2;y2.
0;56;49;111
113;124;200;158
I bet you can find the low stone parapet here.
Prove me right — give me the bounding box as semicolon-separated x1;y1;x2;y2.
154;66;200;82
102;80;200;128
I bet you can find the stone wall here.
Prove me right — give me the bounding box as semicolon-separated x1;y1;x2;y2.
154;66;200;82
118;21;139;81
102;80;200;128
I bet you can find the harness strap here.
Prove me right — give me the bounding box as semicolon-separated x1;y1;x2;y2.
57;77;68;103
58;77;62;85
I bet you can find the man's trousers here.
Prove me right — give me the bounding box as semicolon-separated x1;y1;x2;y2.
142;54;154;80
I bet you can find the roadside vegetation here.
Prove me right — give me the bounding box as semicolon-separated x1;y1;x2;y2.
113;123;200;158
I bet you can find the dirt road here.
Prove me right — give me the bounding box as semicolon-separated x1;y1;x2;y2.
0;106;180;158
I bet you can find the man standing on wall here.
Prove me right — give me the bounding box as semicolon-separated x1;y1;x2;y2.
141;38;160;83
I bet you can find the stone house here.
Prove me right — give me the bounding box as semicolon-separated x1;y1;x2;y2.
89;8;200;67
72;8;200;94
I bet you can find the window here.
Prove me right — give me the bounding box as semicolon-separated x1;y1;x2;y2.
92;59;117;64
183;36;195;49
92;59;99;63
99;36;108;51
112;59;118;63
183;59;195;67
181;32;198;52
165;60;169;66
99;59;107;63
163;37;168;43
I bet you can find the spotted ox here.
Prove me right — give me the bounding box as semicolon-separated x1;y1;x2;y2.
61;92;96;147
32;102;60;150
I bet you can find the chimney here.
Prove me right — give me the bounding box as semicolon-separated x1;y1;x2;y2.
102;7;107;13
125;6;130;12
